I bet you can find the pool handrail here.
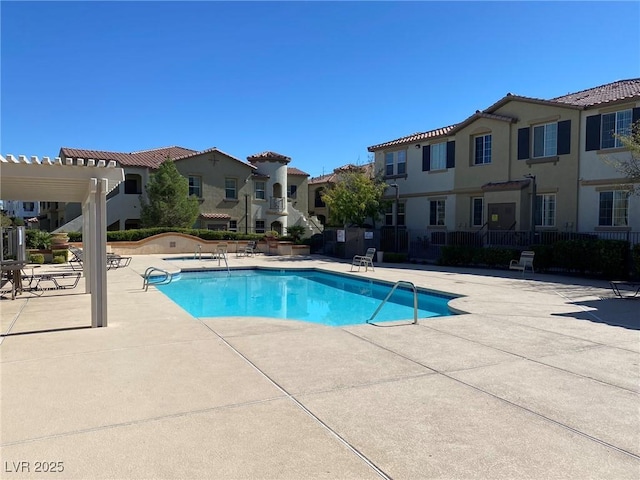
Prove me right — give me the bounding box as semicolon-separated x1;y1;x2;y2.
367;280;418;325
143;267;174;291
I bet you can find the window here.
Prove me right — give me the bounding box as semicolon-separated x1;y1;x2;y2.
535;194;556;227
229;220;238;232
472;198;484;227
384;203;393;226
124;174;142;194
255;181;265;200
287;184;297;199
225;178;237;199
599;191;629;227
385;152;394;176
397;150;406;175
429;200;445;226
188;176;202;197
255;220;266;234
601;109;632;149
314;188;325;207
22;202;35;212
533;123;557;157
474;135;492;165
430;143;447;170
385;150;407;176
396;202;405;226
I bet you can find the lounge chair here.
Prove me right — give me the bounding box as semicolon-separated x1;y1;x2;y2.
243;241;257;257
69;246;131;271
509;250;535;276
24;271;82;294
351;248;376;272
610;281;640;299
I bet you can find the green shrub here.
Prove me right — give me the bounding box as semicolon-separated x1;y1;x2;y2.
631;244;640;279
26;230;51;249
52;255;66;264
104;227;262;243
52;249;69;262
67;231;82;242
29;253;45;264
383;252;407;263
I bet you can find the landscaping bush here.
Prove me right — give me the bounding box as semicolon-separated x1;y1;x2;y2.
52;255;66;264
438;245;475;266
632;244;640;279
52;249;69;262
29;253;45;264
530;244;554;272
475;247;516;267
383;252;407;263
67;231;82;242
104;227;263;243
26;230;51;249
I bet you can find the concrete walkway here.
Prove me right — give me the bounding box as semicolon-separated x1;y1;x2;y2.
1;254;638;479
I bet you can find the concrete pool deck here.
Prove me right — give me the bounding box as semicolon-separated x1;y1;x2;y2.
1;254;638;479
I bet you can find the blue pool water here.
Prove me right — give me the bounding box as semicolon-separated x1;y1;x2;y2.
155;269;455;326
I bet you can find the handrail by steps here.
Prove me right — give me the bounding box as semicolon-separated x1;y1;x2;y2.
142;267;173;291
367;280;418;325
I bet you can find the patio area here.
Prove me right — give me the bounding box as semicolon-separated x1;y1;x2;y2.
1;254;638;479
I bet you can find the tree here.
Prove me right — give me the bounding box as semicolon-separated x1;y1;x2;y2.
140;158;200;228
321;169;388;227
611;120;640;195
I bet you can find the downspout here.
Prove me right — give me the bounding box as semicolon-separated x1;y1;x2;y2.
245;194;249;234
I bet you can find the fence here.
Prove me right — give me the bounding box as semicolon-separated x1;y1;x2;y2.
378;228;640;262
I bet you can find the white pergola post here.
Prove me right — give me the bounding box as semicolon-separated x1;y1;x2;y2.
81;197;91;292
86;178;108;328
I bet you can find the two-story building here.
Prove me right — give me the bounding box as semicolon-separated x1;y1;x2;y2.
45;145;319;236
368;78;640;248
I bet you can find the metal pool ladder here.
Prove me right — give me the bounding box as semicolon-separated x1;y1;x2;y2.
142;267;173;291
367;280;418;325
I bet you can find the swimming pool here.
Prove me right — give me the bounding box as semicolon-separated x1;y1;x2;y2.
155;268;456;326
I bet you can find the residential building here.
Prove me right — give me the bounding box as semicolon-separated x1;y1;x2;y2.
551;81;640;233
368;78;640;247
44;146;319;236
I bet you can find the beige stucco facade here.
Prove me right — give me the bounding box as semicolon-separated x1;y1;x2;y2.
453;100;582;234
51;147;314;237
577;100;640;232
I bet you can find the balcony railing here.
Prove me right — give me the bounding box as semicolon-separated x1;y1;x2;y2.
269;196;285;212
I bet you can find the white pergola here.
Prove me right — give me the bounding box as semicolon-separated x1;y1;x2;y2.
1;154;124;327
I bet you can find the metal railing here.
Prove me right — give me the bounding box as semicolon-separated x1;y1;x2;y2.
367;280;418;325
142;267;173;291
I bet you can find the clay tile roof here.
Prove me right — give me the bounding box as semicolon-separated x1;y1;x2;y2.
287;167;309;176
550;78;640;107
367;125;457;151
247;151;291;163
60;146;197;169
199;213;231;220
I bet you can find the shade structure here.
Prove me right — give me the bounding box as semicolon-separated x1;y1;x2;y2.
1;154;124;327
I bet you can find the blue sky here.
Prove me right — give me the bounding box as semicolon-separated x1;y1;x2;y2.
2;1;639;178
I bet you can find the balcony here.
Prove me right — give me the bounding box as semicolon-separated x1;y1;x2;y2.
269;197;285;213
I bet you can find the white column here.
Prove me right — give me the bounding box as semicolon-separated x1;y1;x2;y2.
95;178;108;327
82;198;91;292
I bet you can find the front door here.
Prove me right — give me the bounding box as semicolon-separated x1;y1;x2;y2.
487;203;516;230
